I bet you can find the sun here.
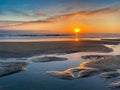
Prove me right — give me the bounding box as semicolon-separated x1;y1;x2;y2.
74;28;81;33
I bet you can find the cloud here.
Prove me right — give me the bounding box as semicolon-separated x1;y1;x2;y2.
0;19;53;28
0;20;24;27
33;12;48;17
22;19;53;24
0;4;120;30
46;6;120;21
87;7;120;15
0;8;48;18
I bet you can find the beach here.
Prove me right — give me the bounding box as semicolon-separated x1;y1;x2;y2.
0;39;119;58
0;38;120;90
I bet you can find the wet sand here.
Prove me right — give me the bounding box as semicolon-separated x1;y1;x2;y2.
0;39;120;89
0;39;120;58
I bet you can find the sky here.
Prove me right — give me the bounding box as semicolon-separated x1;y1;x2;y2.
0;0;120;34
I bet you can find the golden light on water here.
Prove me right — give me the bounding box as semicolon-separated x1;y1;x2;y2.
75;38;79;42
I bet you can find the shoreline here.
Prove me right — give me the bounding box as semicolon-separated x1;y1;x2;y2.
0;39;120;58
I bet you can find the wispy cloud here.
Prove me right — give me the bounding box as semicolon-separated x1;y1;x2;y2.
0;6;120;27
0;20;24;27
33;12;48;17
46;6;120;21
87;7;120;15
0;19;53;28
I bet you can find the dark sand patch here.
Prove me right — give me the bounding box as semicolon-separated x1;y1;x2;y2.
81;55;112;60
47;70;74;80
102;39;120;42
100;71;120;79
0;61;28;77
79;55;120;71
32;56;68;62
0;40;117;58
109;81;120;88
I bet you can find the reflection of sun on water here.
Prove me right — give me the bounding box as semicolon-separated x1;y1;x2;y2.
75;38;79;42
74;27;80;42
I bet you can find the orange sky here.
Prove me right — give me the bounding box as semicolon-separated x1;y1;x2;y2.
1;13;119;34
0;1;120;34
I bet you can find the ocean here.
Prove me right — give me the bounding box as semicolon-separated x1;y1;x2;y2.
0;31;120;42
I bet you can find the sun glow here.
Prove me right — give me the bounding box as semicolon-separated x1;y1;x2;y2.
74;28;81;33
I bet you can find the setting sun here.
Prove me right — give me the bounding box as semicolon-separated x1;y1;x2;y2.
74;28;81;33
